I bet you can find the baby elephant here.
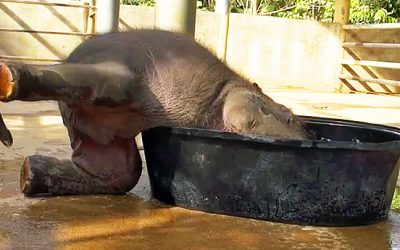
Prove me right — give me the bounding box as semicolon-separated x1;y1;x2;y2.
0;30;312;196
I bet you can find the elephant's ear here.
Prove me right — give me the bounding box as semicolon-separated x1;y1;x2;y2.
252;82;262;93
0;112;12;147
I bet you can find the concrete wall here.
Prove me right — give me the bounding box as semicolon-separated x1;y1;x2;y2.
117;5;342;91
0;2;342;91
226;14;341;91
341;29;400;94
118;5;222;54
119;5;154;31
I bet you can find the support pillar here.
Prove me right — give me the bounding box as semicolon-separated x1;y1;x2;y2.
215;0;230;62
334;0;350;25
334;0;350;92
155;0;197;37
95;0;120;34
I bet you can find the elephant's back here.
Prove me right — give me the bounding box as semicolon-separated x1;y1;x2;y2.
65;30;219;68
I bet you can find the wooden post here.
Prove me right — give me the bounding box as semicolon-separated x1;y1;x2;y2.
82;0;96;36
334;0;350;92
89;0;96;35
155;0;197;37
334;0;350;25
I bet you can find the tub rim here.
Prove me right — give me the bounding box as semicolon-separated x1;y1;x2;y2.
145;116;400;151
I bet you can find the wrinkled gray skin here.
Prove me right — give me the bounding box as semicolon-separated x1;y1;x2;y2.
0;30;313;196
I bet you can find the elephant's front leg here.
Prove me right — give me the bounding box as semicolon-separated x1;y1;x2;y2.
13;92;143;196
21;135;142;196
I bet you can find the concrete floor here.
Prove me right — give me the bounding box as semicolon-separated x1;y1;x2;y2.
0;91;399;250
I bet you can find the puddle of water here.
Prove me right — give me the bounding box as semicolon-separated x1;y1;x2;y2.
0;192;396;250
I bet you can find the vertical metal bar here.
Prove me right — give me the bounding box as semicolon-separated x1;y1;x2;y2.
95;0;119;34
154;0;197;37
215;0;230;62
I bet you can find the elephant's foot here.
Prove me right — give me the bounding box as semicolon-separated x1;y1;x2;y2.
20;155;142;196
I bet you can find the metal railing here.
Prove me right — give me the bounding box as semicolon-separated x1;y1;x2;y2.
0;0;95;8
0;0;96;63
0;27;94;36
340;23;400;90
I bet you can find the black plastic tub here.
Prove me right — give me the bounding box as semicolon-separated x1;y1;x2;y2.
142;116;400;226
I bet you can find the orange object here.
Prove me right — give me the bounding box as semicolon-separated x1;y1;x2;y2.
0;63;13;101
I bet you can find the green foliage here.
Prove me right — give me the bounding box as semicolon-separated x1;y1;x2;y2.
350;0;398;23
197;0;215;10
121;0;399;23
120;0;155;7
276;0;335;21
276;0;399;23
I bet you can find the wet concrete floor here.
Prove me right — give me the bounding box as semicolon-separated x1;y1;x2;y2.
0;93;399;250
